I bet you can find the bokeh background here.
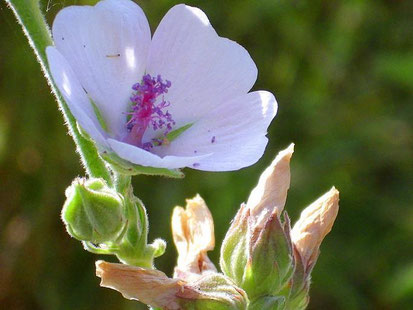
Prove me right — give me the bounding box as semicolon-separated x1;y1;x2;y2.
1;0;412;309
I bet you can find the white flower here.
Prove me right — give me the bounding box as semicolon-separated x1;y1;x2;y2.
46;0;277;171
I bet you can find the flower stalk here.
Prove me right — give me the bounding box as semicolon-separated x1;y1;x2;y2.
5;0;112;184
6;0;168;268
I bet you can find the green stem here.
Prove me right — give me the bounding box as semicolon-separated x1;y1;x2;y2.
5;0;113;185
112;173;153;268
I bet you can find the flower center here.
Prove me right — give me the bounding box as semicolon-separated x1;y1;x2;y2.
125;74;175;150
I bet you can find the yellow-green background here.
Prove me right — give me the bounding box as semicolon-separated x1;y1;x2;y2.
0;0;412;309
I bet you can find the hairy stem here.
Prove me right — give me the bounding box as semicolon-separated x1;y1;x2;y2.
5;0;113;185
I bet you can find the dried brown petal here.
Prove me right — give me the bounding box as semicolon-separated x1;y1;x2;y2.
172;195;216;279
96;261;247;310
291;187;339;267
247;144;294;228
96;260;185;309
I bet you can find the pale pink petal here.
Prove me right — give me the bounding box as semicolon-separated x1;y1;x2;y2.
46;47;108;148
107;139;211;169
146;4;257;127
52;0;151;136
154;91;277;171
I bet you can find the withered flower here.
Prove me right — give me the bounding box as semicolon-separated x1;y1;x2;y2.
172;195;217;281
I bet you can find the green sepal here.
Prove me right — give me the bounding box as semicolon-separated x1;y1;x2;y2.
101;151;184;178
248;296;285;310
220;204;250;285
283;246;312;310
108;188;166;268
90;98;109;133
242;212;294;299
221;206;295;300
166;123;193;142
178;274;248;310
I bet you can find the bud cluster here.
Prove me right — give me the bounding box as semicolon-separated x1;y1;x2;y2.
92;145;339;310
220;144;339;309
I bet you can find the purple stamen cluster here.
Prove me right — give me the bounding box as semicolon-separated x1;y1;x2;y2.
125;74;175;150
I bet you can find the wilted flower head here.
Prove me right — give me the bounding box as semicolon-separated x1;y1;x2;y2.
291;187;340;268
285;188;339;310
246;143;294;227
172;195;217;281
46;0;277;171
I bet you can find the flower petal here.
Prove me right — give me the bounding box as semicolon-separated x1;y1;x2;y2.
172;195;217;281
157;91;277;171
46;47;108;148
247;144;294;227
146;4;258;124
107;139;211;169
52;0;151;136
96;260;185;309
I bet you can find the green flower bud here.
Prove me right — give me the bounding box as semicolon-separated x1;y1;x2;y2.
220;205;294;300
220;145;295;299
62;178;125;244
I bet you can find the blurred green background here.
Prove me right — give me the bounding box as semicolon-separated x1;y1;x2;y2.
0;0;412;309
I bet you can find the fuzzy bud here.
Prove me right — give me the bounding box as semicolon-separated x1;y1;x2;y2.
62;178;125;244
220;145;295;299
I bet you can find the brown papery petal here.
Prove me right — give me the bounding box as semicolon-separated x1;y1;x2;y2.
291;187;340;267
172;194;216;278
96;260;185;310
247;143;294;228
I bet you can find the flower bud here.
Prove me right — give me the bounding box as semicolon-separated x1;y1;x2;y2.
62;178;125;244
247;143;294;228
285;187;339;310
220;145;295;299
291;187;339;268
172;194;217;281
